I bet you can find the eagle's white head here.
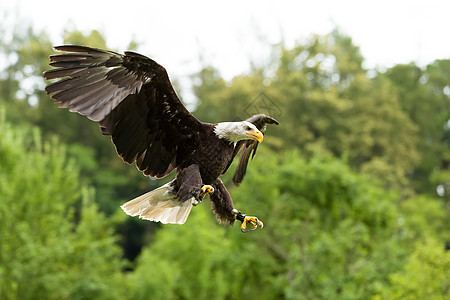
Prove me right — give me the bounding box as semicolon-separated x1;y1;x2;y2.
214;121;263;144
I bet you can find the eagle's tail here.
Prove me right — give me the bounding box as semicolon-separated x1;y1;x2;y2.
120;182;192;224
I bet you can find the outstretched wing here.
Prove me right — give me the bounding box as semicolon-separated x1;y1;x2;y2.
44;45;206;178
232;114;279;185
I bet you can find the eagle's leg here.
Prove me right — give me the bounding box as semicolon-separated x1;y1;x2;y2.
233;209;264;233
209;178;263;232
177;164;212;206
192;185;215;206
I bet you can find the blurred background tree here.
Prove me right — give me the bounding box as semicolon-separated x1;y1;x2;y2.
194;30;421;192
0;114;126;300
0;21;448;299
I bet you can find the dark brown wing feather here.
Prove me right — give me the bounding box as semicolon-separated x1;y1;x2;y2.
232;114;279;185
44;45;207;178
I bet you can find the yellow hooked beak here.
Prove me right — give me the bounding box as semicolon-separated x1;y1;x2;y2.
246;130;263;143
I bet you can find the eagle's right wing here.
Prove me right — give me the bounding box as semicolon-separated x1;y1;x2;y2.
44;45;207;178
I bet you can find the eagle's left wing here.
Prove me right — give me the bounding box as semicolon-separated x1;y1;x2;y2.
232;114;279;185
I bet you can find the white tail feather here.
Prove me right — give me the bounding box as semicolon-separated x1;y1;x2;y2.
120;182;193;224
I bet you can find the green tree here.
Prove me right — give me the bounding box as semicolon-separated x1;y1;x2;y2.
0;111;126;300
193;30;420;189
398;195;449;243
384;61;450;194
374;238;450;300
128;149;408;299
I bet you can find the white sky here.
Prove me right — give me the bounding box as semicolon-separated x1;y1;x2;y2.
2;0;450;103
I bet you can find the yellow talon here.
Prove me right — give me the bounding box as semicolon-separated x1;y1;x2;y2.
193;185;215;206
200;185;214;198
240;216;264;233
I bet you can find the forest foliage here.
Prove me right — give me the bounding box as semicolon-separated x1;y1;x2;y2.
0;24;449;299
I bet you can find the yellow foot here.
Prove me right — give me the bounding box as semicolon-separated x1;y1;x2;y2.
192;185;214;206
241;216;264;232
200;185;214;196
233;210;264;233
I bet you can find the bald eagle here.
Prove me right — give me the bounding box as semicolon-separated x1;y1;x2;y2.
43;46;278;232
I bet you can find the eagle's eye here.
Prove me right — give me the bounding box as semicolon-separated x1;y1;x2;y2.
245;126;252;131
